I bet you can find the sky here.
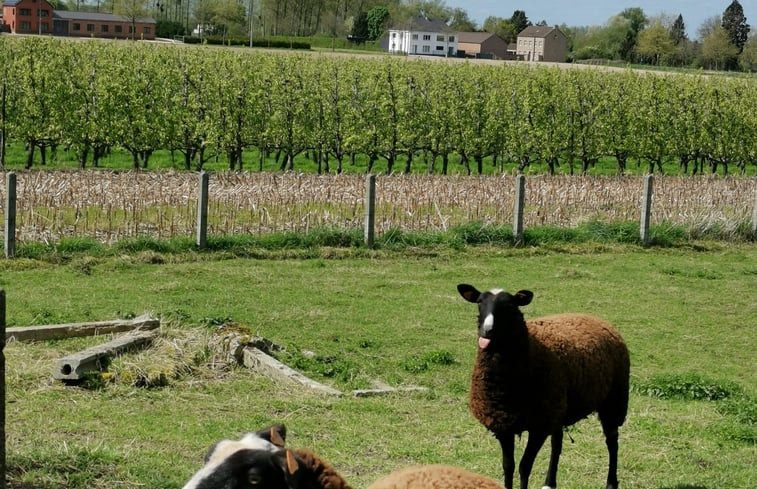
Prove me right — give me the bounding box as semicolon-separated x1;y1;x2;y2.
444;0;755;39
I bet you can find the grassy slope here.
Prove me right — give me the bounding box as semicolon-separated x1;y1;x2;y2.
2;244;756;488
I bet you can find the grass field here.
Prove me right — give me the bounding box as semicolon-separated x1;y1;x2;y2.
2;242;755;489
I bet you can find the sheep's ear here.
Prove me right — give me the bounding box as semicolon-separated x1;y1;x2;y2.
269;425;286;449
514;290;533;306
285;450;299;475
255;424;287;448
457;284;480;303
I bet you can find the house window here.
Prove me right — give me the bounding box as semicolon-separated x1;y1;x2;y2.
391;32;396;38
37;9;48;16
422;34;431;40
143;27;150;34
436;35;444;41
412;34;418;40
87;24;94;32
422;45;430;53
40;22;48;32
448;35;454;42
128;25;133;33
19;8;31;16
115;25;122;33
101;24;109;32
73;23;80;30
19;21;31;30
436;45;444;51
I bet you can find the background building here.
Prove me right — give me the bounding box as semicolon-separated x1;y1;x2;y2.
1;0;155;39
516;25;567;62
457;31;512;59
387;16;457;57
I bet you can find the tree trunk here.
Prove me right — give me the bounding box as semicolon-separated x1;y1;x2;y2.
78;144;90;169
25;140;35;169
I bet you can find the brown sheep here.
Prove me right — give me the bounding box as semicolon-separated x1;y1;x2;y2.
366;464;503;489
457;284;630;489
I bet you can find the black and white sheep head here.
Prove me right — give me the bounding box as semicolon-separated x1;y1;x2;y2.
182;425;297;489
457;284;533;350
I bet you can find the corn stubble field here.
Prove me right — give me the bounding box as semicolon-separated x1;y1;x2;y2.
2;171;754;244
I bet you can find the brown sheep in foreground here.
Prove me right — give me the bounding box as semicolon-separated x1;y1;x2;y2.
457;284;630;489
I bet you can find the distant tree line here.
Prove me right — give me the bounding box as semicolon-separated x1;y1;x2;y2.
565;1;753;71
48;0;753;70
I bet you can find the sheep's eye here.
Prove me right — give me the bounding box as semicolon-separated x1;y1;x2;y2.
248;474;262;485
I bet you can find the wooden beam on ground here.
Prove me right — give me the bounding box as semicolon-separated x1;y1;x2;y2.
6;314;159;342
212;330;342;396
239;346;343;397
53;330;158;381
352;386;428;397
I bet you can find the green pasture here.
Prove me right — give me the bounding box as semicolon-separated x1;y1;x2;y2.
2;243;755;488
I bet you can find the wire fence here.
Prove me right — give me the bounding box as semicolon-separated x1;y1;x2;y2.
2;171;755;252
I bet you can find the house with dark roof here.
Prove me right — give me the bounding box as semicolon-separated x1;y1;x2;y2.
387;16;457;57
456;31;512;60
2;0;155;39
516;25;567;62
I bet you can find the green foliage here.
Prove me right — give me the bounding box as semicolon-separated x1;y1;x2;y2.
635;23;678;65
633;372;740;401
716;394;757;425
700;26;740;69
183;36;311;49
722;0;750;52
366;6;389;41
1;37;755;175
155;20;186;38
401;349;457;373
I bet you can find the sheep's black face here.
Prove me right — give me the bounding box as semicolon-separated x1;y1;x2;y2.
183;427;290;489
183;449;300;489
457;284;533;350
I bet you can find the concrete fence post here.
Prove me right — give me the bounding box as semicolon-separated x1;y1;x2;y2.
1;289;6;489
4;172;15;259
196;171;209;249
513;175;525;245
640;174;654;246
364;174;376;248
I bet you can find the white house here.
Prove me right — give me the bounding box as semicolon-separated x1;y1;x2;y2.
387;17;457;57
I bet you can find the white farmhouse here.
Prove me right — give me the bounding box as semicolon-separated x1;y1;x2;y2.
387;16;457;57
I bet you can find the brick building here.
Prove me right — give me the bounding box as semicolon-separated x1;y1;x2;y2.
516;25;567;62
1;0;155;39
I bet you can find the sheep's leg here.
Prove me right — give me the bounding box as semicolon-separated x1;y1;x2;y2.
519;431;548;489
496;433;516;489
542;428;563;489
603;425;620;489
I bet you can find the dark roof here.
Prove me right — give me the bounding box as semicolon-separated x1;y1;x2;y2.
394;16;451;33
517;25;565;38
53;10;155;23
3;0;25;6
457;32;502;44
